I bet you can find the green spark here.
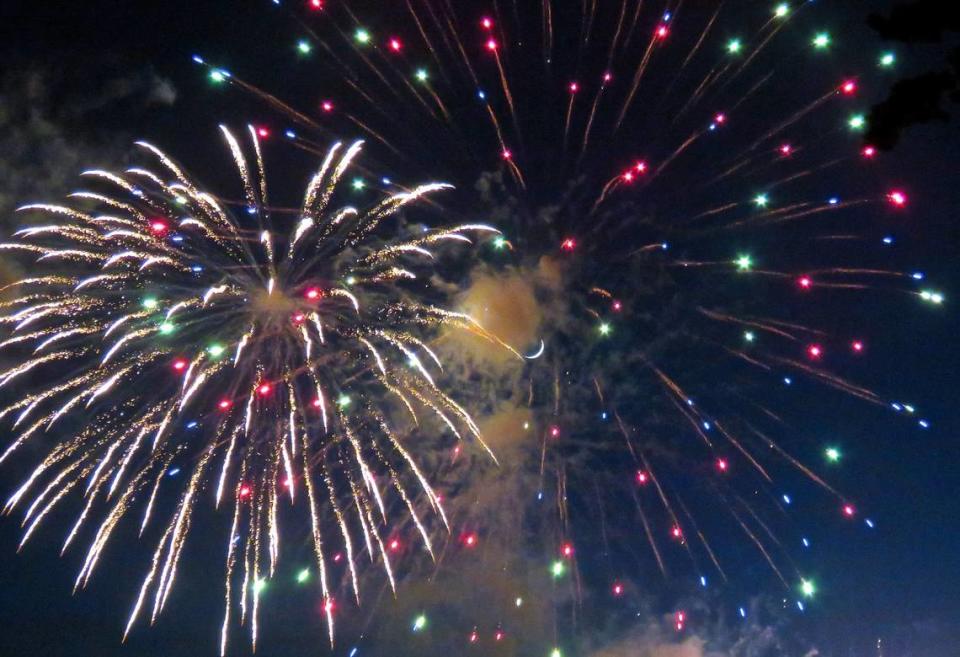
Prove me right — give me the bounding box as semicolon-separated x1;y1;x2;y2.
142;297;158;310
297;40;312;55
801;579;816;597
352;177;366;191
337;394;351;408
599;322;612;336
736;254;753;272
848;114;866;130
727;39;742;54
812;32;830;49
879;52;896;68
296;568;310;583
159;322;175;335
744;331;755;342
413;614;427;632
551;560;565;578
774;4;789;18
825;447;841;462
754;193;769;208
355;29;371;44
207;343;226;358
415;68;429;82
209;70;225;83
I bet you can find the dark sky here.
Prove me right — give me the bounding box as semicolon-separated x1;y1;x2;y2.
1;1;959;656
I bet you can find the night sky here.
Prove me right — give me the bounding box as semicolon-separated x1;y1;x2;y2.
1;1;959;656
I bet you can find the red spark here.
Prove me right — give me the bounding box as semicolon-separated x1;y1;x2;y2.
486;38;498;51
655;25;669;39
612;300;623;312
501;148;512;160
495;631;504;642
561;542;574;558
671;525;683;539
389;538;401;552
549;425;561;438
323;598;335;613
321;100;334;113
798;275;813;290
636;471;648;484
569;81;579;93
150;220;168;234
172;358;188;372
843;504;856;517
841;80;857;95
714;113;726;124
852;340;865;353
780;143;793;156
862;145;877;159
603;72;613;83
305;287;322;300
463;533;478;548
481;17;493;30
623;171;635;182
239;485;251;498
561;238;576;251
613;582;624;596
309;0;323;9
389;38;403;52
887;190;907;207
717;458;729;472
218;399;232;410
807;344;823;359
258;383;273;396
257;127;270;138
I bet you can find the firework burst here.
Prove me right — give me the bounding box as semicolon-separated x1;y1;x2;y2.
180;0;946;629
0;126;509;651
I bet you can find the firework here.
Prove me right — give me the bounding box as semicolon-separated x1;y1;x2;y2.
3;0;948;653
0;127;509;651
180;1;951;638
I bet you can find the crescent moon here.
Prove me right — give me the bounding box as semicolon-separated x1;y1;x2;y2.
524;339;545;360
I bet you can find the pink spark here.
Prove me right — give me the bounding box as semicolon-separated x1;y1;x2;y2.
887;190;907;207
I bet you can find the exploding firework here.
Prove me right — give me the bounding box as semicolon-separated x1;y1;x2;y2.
2;0;949;653
0;127;511;651
180;0;950;636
